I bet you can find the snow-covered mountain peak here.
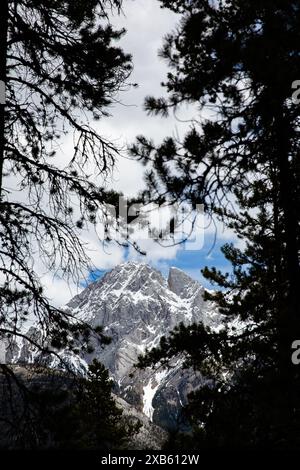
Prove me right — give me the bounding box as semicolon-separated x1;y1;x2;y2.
68;261;166;304
108;261;168;293
62;262;220;381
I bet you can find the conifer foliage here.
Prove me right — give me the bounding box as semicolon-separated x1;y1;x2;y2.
0;1;132;363
133;0;300;447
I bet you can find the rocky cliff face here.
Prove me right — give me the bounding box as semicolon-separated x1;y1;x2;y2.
3;262;221;432
63;262;220;429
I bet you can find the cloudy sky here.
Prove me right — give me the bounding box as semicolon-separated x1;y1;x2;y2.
43;0;236;306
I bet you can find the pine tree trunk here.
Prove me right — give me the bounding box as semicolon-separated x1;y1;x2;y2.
0;0;9;199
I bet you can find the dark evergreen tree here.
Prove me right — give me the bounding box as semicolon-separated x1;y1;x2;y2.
39;360;140;450
132;0;300;447
63;359;140;450
0;1;134;365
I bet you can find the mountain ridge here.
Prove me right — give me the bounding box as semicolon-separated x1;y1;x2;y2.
63;261;220;428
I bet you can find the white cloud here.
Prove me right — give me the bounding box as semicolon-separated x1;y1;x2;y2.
41;273;80;307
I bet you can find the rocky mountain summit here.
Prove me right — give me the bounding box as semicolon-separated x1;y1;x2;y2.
3;262;221;432
64;262;220;429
